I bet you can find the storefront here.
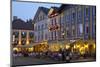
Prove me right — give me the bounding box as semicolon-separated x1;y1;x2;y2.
33;41;49;52
48;40;70;52
71;39;96;57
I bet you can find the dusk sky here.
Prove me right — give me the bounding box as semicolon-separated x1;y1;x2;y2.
12;1;61;21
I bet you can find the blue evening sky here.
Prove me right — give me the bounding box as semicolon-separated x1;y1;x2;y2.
12;1;61;21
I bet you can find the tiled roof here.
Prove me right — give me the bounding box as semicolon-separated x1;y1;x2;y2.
12;19;34;30
39;7;50;15
33;7;49;23
51;7;59;11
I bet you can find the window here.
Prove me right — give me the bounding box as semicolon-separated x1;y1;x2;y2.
66;15;70;22
86;8;89;16
93;7;96;16
72;13;75;20
41;24;44;29
66;30;70;36
51;19;53;25
41;31;44;40
61;16;64;23
38;36;40;41
78;11;82;19
13;32;19;38
45;33;47;40
29;32;34;38
45;23;47;29
14;40;18;45
21;40;26;45
86;26;89;34
51;32;53;40
21;32;26;38
39;16;42;21
35;26;37;31
35;36;37;42
54;18;56;24
93;25;96;34
72;29;75;36
43;15;45;20
78;24;83;35
38;25;40;30
61;22;64;27
29;40;34;43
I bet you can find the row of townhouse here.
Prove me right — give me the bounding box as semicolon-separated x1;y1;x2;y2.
33;4;96;44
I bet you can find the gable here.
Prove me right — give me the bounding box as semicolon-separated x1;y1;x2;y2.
48;8;54;16
33;7;49;23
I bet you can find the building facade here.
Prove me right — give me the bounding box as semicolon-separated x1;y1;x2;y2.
58;5;96;40
33;7;49;43
12;18;34;47
33;4;96;49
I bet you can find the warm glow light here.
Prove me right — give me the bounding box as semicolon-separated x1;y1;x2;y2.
26;40;29;45
93;43;96;49
44;41;47;44
74;45;76;49
49;44;60;52
76;44;80;48
13;48;19;52
29;47;33;52
66;45;70;49
18;41;21;45
84;44;88;48
79;47;85;55
41;43;43;44
60;45;63;48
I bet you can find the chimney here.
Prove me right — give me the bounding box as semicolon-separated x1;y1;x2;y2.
13;16;18;20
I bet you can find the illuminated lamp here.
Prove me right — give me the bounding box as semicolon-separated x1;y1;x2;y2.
26;40;29;45
73;45;76;49
13;48;19;52
79;47;85;55
66;45;70;49
93;43;96;49
76;44;80;48
18;41;21;45
29;47;33;52
84;44;88;48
